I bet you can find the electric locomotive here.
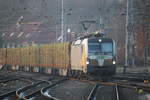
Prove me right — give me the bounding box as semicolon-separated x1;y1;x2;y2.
71;33;116;75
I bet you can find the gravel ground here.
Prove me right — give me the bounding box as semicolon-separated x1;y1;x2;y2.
95;84;150;100
46;80;94;100
119;87;150;100
95;85;116;100
0;70;61;82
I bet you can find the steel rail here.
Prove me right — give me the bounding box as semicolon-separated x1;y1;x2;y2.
16;81;50;99
24;90;41;100
0;78;32;100
41;77;69;100
117;82;150;92
14;75;42;82
115;84;120;100
24;77;57;99
0;78;18;83
113;73;150;82
72;77;150;93
87;84;99;100
0;90;16;100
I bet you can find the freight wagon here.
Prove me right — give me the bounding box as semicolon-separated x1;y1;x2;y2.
0;34;116;76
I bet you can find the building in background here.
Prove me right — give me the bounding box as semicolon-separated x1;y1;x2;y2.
127;0;150;66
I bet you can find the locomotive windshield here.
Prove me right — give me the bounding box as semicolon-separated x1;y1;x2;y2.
88;39;113;55
101;43;113;53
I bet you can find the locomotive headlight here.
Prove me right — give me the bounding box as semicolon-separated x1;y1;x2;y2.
86;61;89;64
99;39;102;42
113;61;116;64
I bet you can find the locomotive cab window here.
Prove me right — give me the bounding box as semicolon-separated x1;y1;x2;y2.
73;40;82;46
101;43;113;53
88;39;113;55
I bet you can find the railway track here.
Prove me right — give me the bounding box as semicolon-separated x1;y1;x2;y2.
0;71;69;100
1;71;150;100
115;84;120;100
42;79;95;100
1;81;150;100
87;84;99;100
0;77;32;100
112;73;150;82
16;81;50;99
0;76;18;83
70;78;150;100
0;91;17;100
24;77;68;100
41;77;69;99
0;77;68;100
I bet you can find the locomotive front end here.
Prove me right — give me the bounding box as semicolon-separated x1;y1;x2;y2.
87;38;116;74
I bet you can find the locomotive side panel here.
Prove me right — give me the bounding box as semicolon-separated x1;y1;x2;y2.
71;39;88;73
71;45;83;71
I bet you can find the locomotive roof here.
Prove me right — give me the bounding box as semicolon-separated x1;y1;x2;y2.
74;37;113;42
88;37;113;40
